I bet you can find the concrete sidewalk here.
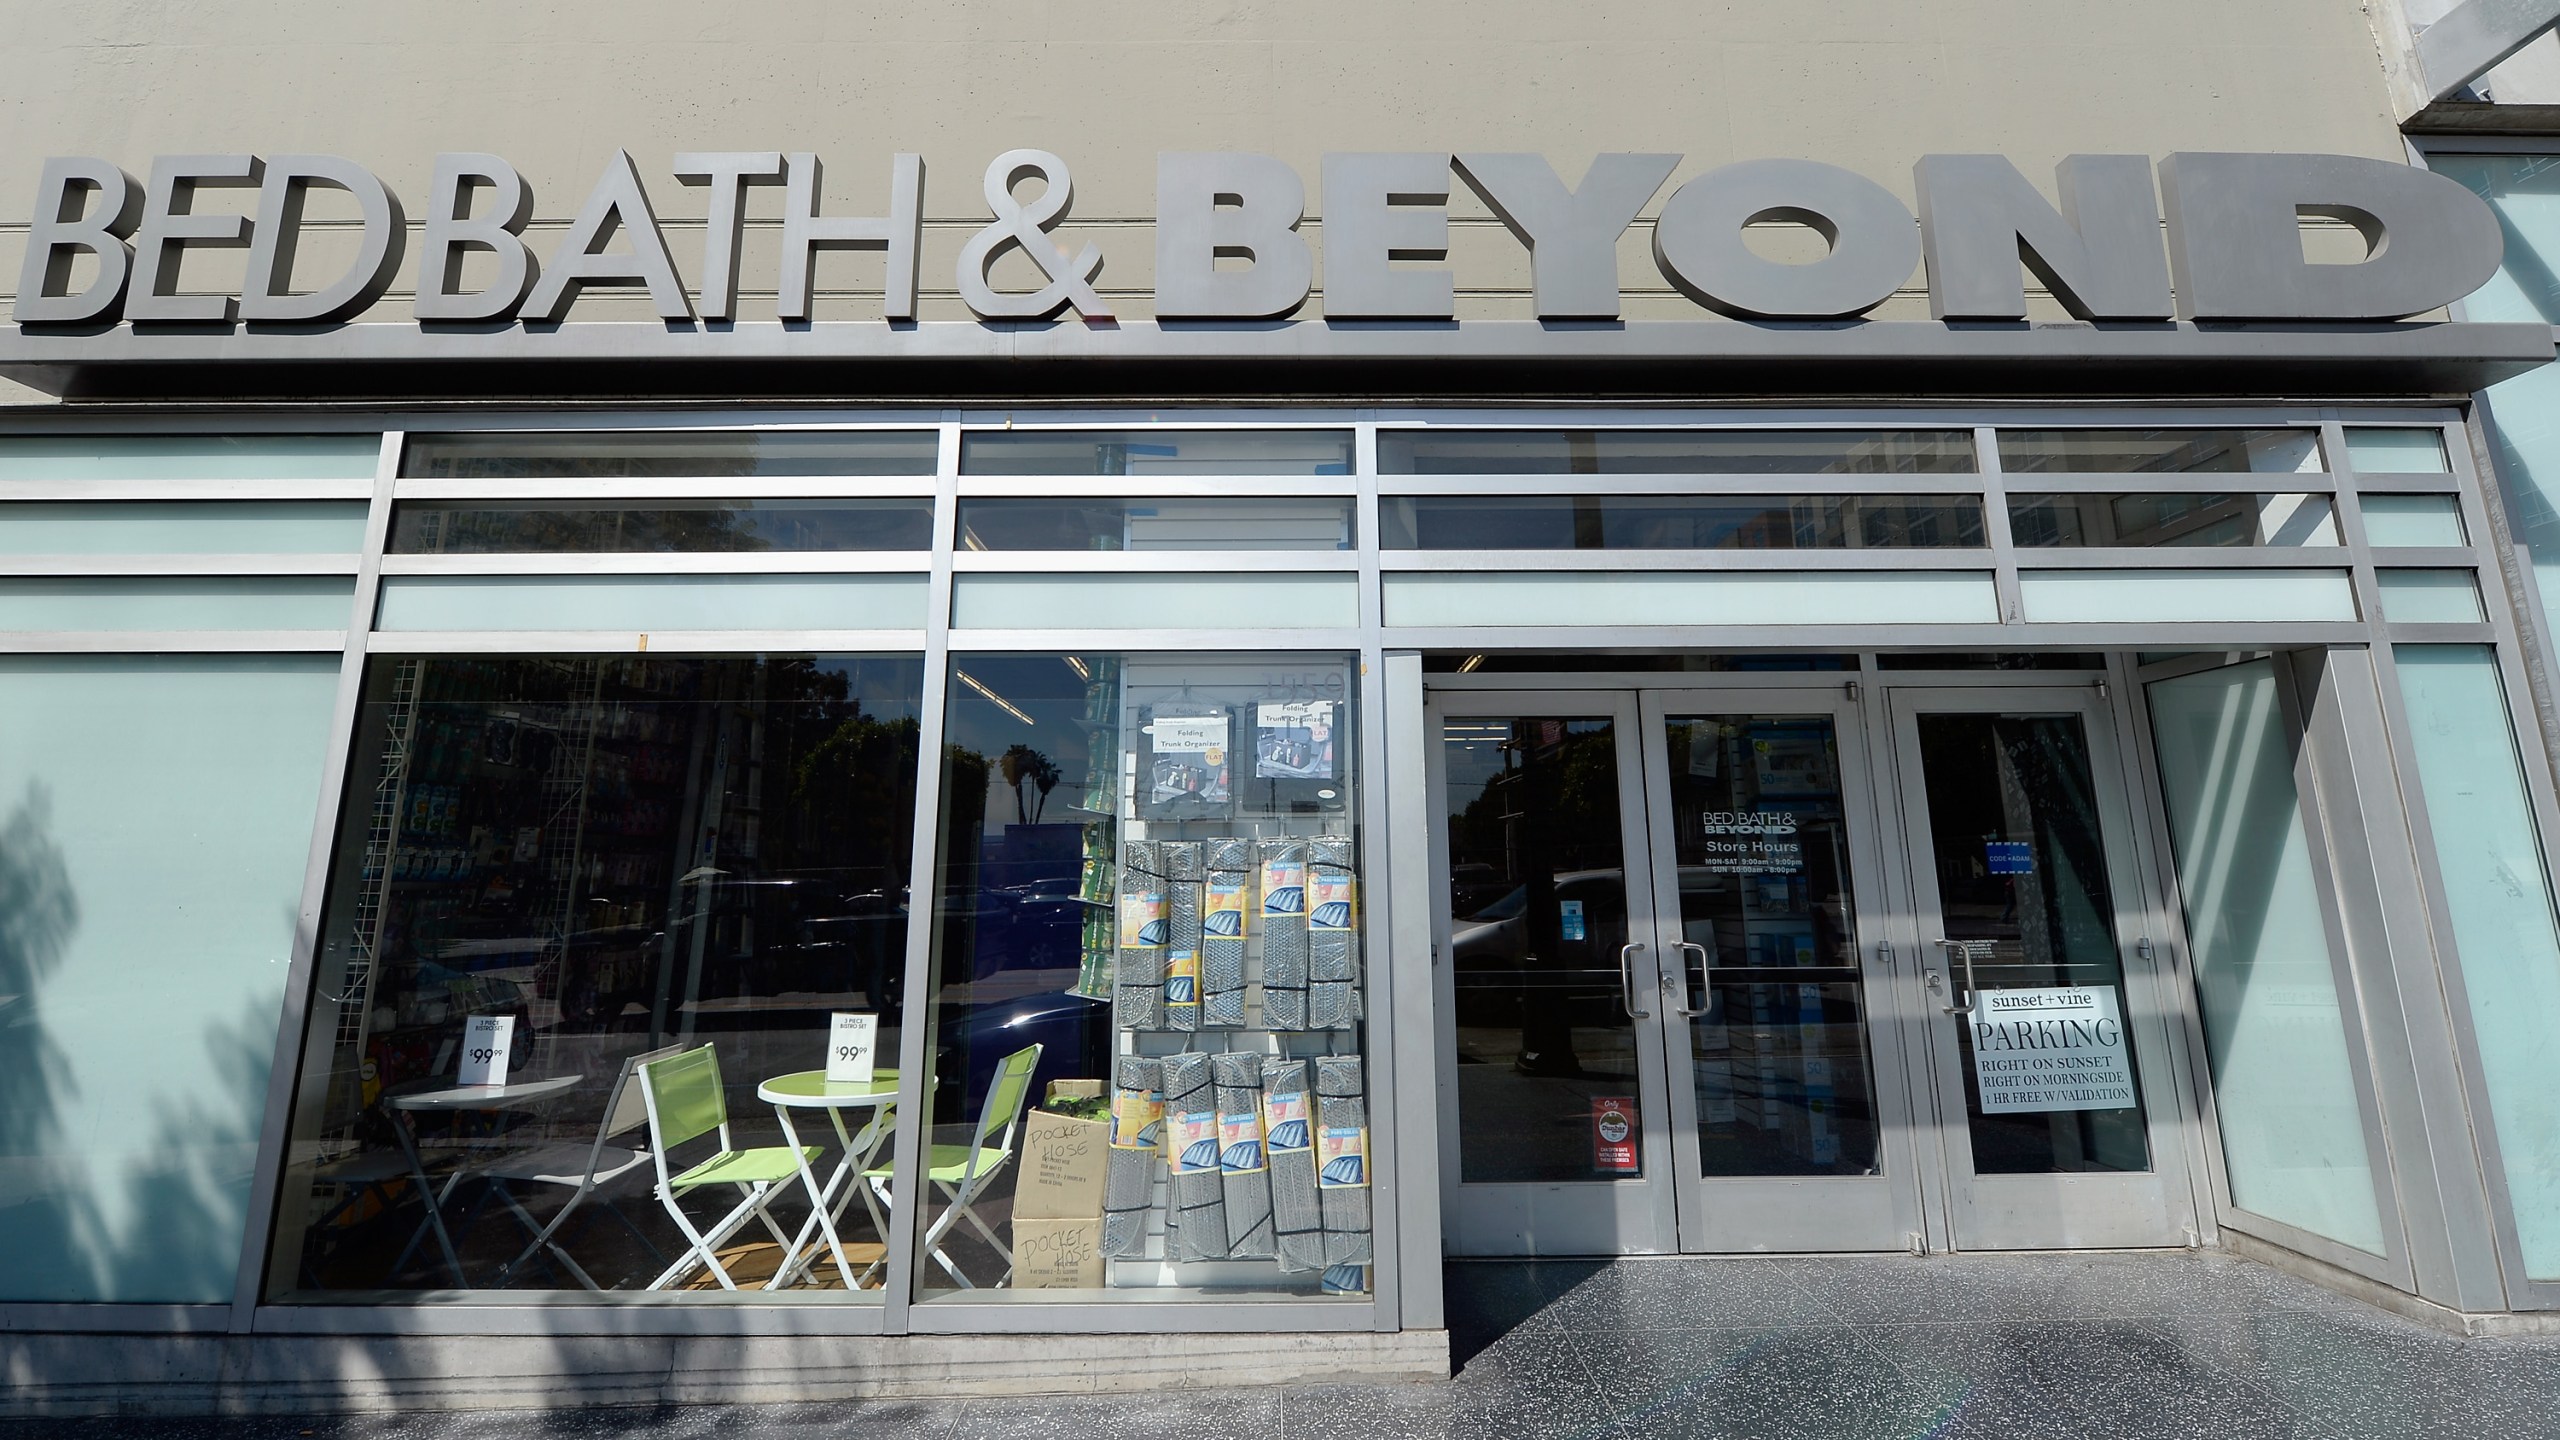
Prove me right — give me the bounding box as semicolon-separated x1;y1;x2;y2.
12;1252;2560;1438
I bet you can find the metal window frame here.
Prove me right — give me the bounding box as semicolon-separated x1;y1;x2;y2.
0;400;2542;1338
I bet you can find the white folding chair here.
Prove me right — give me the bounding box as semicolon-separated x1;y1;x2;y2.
868;1043;1042;1289
636;1043;822;1291
485;1042;683;1289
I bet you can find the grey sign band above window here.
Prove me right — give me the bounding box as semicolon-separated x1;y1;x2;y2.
0;148;2548;400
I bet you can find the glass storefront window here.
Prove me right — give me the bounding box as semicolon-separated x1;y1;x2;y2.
2393;644;2560;1279
390;500;934;554
402;432;938;479
959;431;1354;476
2361;496;2468;548
2007;494;2339;548
2146;660;2386;1253
0;501;369;554
0;434;379;481
1378;429;1975;475
2377;570;2488;625
1379;495;1984;549
2343;428;2451;475
919;652;1371;1298
1996;429;2324;475
956;498;1354;552
276;654;925;1298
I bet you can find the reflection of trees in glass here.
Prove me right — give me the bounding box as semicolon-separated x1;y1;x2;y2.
999;745;1060;824
1449;724;1623;880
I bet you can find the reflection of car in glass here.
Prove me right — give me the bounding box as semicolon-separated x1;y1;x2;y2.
1449;868;1628;1027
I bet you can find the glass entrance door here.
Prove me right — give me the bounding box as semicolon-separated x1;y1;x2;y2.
1884;687;2198;1249
1633;691;1924;1252
1430;693;1680;1254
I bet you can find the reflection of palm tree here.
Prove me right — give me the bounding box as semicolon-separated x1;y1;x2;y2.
1000;745;1061;825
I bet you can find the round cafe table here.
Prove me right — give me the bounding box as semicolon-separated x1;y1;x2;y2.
381;1074;581;1286
756;1069;899;1291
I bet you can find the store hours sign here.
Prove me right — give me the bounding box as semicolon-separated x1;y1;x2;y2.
1969;987;2136;1113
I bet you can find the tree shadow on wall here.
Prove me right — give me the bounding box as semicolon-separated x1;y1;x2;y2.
0;783;82;1299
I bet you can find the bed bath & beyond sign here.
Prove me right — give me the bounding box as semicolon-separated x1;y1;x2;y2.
9;148;2510;328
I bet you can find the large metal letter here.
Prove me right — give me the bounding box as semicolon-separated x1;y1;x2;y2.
14;158;141;324
1651;159;1918;320
414;153;537;322
127;155;263;323
240;155;405;324
2159;153;2506;321
674;151;785;321
1453;153;1679;319
780;153;924;322
523;151;693;321
1154;152;1312;320
1321;153;1454;320
1914;155;2171;322
956;150;1110;321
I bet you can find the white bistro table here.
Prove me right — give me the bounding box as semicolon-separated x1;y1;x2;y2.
382;1073;581;1286
756;1068;899;1291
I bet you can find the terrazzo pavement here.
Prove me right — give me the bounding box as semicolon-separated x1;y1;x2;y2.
13;1252;2560;1438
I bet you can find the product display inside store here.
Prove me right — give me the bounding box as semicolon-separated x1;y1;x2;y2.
276;654;925;1297
919;652;1372;1299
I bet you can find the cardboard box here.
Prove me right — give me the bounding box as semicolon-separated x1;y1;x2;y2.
1015;1108;1109;1220
1047;1079;1105;1104
1012;1215;1105;1288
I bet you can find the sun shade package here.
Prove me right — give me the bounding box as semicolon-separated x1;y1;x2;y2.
1159;1053;1231;1261
1103;1056;1164;1257
1315;1055;1372;1267
1115;839;1167;1031
1259;839;1311;1031
1309;834;1358;1030
1263;1058;1326;1272
1211;1052;1276;1257
1201;837;1254;1028
1163;840;1205;1032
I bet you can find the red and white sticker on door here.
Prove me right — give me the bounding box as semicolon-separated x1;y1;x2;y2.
1592;1096;1640;1174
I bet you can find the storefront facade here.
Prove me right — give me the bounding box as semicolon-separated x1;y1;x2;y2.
12;0;2560;1414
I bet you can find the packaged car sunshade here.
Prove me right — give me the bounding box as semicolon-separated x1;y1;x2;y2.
1309;834;1358;1030
1102;1056;1162;1257
1259;839;1311;1031
1201;837;1254;1028
1114;840;1166;1031
1315;1055;1372;1266
1162;840;1204;1032
1261;1057;1326;1272
1158;1052;1229;1261
1141;703;1233;822
1211;1051;1276;1257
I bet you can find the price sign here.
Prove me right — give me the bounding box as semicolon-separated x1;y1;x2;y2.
458;1014;514;1087
826;1011;880;1085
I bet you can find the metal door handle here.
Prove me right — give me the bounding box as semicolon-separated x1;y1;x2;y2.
1618;942;1652;1019
1663;941;1712;1018
1935;938;1992;1016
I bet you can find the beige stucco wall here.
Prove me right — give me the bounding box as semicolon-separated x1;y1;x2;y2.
0;1;2410;324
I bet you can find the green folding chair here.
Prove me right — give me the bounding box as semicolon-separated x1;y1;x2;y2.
868;1042;1042;1289
636;1044;821;1291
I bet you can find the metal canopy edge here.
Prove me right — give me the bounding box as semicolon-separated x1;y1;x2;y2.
0;319;2544;401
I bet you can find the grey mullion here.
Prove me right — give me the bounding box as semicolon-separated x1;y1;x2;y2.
949;551;1362;574
393;478;944;501
362;629;928;654
377;553;934;576
1978;424;2025;625
1377;549;1991;572
952;476;1357;498
1998;471;2340;494
1372;473;1984;496
2009;549;2358;570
